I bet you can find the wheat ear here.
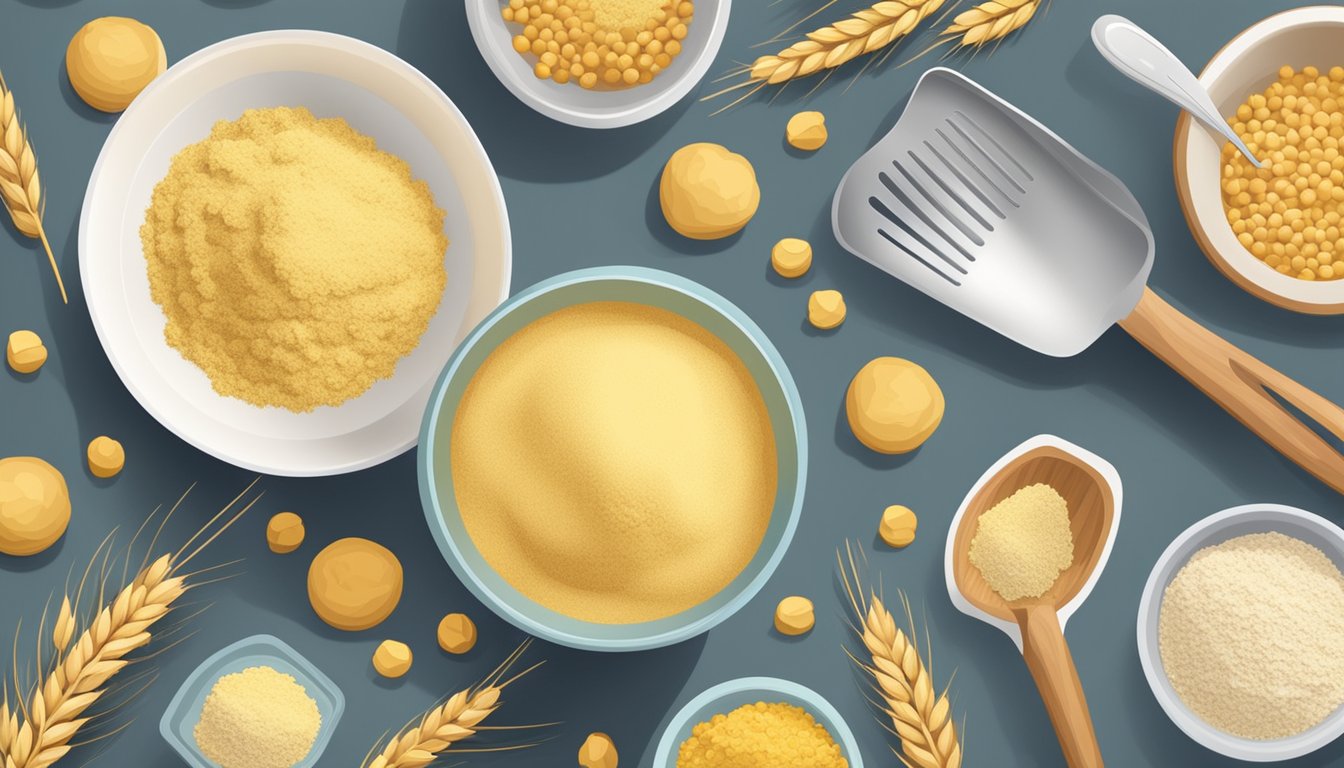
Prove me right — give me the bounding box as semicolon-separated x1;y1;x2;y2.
363;641;541;768
840;543;962;768
942;0;1040;47
0;483;260;768
706;0;944;109
0;70;67;304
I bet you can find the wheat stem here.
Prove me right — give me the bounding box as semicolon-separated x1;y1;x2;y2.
941;0;1040;47
362;642;539;768
0;70;67;304
711;0;944;95
840;543;962;768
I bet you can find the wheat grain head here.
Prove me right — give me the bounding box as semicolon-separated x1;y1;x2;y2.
840;542;962;768
0;70;67;304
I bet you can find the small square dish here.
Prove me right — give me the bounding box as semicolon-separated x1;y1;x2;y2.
160;634;344;768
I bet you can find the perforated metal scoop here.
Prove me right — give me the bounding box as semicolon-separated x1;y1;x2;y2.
834;67;1344;495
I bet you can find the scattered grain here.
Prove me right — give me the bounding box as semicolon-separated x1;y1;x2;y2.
437;612;478;654
373;640;413;678
786;111;827;151
579;732;619;768
86;435;124;478
807;290;846;329
771;237;812;277
774;595;815;635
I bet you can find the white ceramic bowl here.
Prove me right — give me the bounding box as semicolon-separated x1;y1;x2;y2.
465;0;730;128
1175;6;1344;314
1137;503;1344;761
81;31;511;476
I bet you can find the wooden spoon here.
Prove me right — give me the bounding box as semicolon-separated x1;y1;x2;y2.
945;435;1121;768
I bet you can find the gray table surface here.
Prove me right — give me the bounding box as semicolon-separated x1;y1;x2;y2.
3;0;1343;765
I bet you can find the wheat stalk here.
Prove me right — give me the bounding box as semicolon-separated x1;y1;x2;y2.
840;543;962;768
362;642;541;768
0;483;259;768
941;0;1040;47
0;70;67;304
706;0;944;109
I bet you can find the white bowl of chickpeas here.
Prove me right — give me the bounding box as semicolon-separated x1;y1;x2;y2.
1175;6;1344;314
465;0;729;128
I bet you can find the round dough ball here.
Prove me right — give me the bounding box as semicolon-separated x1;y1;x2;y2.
66;17;166;113
660;142;760;239
86;436;124;478
0;457;71;556
846;357;944;454
307;537;403;631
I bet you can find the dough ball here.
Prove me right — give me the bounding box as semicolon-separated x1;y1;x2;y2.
846;357;944;454
307;537;403;631
0;457;71;557
66;17;166;113
659;142;760;239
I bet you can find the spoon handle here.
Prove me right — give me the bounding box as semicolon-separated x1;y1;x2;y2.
1015;604;1103;768
1091;14;1261;168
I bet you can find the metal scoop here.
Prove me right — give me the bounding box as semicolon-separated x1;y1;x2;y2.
833;67;1344;494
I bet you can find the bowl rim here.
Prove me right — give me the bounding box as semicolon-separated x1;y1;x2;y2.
158;634;345;768
464;0;732;128
649;676;865;767
1136;503;1344;761
78;29;513;476
417;266;807;651
1173;5;1344;314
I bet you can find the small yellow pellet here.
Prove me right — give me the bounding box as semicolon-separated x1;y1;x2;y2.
774;595;814;636
266;511;305;554
437;612;477;654
372;640;413;678
807;289;846;329
771;238;812;277
6;331;47;374
879;505;918;548
578;732;619;768
786;111;828;151
86;436;124;478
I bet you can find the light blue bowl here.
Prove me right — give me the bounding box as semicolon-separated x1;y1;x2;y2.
160;634;344;768
418;267;807;652
652;677;865;767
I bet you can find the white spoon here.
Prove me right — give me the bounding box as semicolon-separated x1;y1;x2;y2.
1092;14;1263;168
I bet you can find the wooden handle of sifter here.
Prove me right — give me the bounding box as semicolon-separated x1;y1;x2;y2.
1119;287;1344;495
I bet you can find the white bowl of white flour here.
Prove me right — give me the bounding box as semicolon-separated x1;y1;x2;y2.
1138;504;1344;761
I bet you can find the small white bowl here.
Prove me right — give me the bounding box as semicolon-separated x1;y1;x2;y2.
1175;6;1344;314
1137;503;1344;761
81;31;511;476
465;0;730;128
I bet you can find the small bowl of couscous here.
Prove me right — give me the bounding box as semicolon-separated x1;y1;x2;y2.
651;677;864;768
465;0;731;128
1175;6;1344;314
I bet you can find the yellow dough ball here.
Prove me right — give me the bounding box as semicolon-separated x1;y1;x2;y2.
659;143;760;239
0;457;70;557
771;238;812;278
807;290;846;329
437;612;477;654
774;595;815;636
86;436;124;478
578;732;619;768
879;505;917;548
66;17;166;113
307;538;403;631
372;639;413;678
786;110;828;151
6;331;47;374
266;512;305;554
846;357;944;454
